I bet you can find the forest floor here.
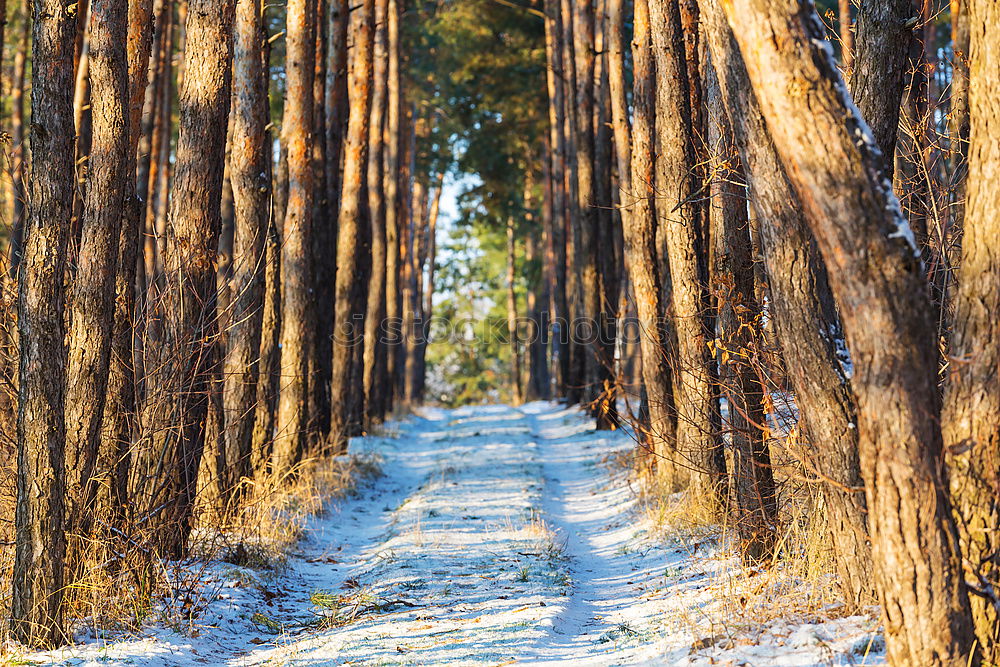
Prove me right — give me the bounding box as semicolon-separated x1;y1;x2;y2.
25;403;885;666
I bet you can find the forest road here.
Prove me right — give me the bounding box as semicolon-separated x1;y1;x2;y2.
229;402;669;665
35;403;703;665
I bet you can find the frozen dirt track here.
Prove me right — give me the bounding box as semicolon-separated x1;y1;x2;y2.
32;403;884;666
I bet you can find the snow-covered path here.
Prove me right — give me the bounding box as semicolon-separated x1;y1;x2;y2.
32;403;884;666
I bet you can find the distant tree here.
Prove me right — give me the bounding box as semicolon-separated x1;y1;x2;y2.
384;0;403;411
543;0;570;397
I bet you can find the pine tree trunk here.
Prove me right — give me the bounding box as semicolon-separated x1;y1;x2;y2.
273;0;317;473
7;0;28;278
543;0;570;397
559;0;581;404
395;107;415;403
699;0;874;609
571;0;600;411
11;0;76;646
525;225;550;402
71;19;92;251
839;0;853;69
330;0;374;451
704;57;776;565
64;0;131;545
850;0;913;177
154;0;175;289
222;0;270;496
404;176;428;405
624;0;676;480
140;0;174;294
606;0;630;211
594;3;619;429
137;0;236;556
252;128;281;480
363;0;389;425
941;0;1000;655
894;3;931;262
315;0;349;434
507;217;523;405
414;180;441;402
383;0;402;411
308;0;329;436
949;0;970;233
98;0;157;536
648;0;722;503
720;2;975;663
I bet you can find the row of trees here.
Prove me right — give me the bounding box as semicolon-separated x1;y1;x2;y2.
4;0;445;648
520;0;996;664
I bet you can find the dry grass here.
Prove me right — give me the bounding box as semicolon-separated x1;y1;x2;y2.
615;382;868;646
631;444;863;647
0;448;383;651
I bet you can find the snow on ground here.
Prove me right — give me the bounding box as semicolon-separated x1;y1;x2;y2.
25;403;885;666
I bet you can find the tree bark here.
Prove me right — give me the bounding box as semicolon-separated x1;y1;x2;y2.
404;175;428;405
700;0;874;608
222;0;270;496
622;0;677;479
704;56;776;565
850;0;913;177
383;0;401;411
395;106;415;402
941;0;1000;655
949;0;970;232
330;0;374;450
649;0;722;502
252;124;281;480
11;0;76;647
99;0;157;539
363;0;389;425
273;0;317;473
719;2;975;663
543;0;570;398
526;222;550;401
594;2;619;429
7;1;28;278
606;0;630;212
507;216;523;405
839;0;853;70
64;0;131;544
140;0;174;293
314;0;349;433
559;0;581;404
414;179;441;403
137;0;236;556
307;0;329;437
570;0;600;411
